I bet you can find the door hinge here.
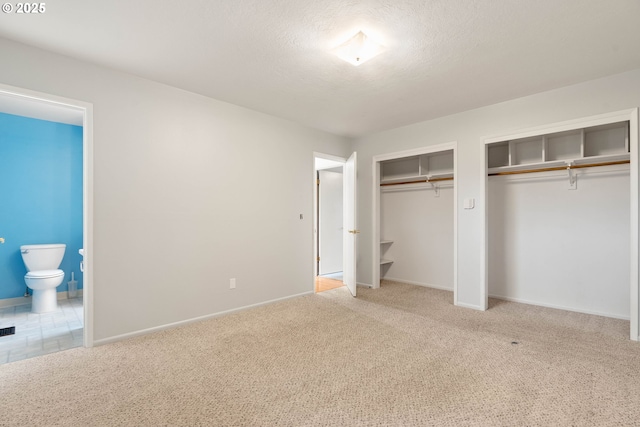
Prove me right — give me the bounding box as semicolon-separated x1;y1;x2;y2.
317;256;320;261
316;178;320;185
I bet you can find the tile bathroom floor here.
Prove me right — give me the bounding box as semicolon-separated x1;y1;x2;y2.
0;297;83;365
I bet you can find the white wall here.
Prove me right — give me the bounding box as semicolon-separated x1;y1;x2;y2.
354;69;640;313
318;169;343;275
0;38;350;342
489;166;630;318
381;185;454;290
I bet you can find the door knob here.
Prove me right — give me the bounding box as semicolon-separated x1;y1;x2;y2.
0;237;4;244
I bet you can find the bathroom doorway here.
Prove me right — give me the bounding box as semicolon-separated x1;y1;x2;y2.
0;84;93;364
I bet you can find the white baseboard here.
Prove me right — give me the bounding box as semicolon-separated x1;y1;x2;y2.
0;295;30;309
0;289;83;309
489;293;630;320
383;277;454;292
454;301;486;311
356;282;373;288
94;291;314;346
58;289;84;300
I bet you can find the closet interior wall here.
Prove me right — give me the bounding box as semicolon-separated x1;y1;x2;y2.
487;121;631;319
379;150;454;290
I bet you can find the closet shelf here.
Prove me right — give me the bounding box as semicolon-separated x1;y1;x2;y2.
487;121;630;175
381;150;454;185
380;259;394;265
380;240;393;245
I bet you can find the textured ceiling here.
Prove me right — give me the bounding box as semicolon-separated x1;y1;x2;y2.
1;0;639;137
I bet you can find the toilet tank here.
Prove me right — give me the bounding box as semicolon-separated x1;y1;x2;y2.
20;244;66;271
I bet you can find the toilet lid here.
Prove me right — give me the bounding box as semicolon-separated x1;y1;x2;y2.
25;269;64;279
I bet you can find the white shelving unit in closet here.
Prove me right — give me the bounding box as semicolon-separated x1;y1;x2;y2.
487;121;630;186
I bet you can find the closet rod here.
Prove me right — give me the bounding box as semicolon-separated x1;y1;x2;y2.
380;176;454;187
488;159;630;177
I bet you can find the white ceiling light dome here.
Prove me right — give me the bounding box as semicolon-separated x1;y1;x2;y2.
332;31;385;66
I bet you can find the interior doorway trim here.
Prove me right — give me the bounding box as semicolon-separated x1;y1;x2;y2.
372;141;458;302
0;83;94;347
312;152;346;289
481;108;639;341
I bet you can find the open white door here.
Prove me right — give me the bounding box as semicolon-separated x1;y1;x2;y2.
344;152;357;296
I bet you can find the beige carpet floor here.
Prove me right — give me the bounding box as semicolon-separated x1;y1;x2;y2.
1;281;640;426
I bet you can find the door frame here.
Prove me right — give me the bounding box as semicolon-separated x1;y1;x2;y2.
481;108;639;341
0;83;94;347
343;152;357;297
372;141;458;301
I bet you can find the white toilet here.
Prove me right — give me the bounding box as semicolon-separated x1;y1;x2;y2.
20;244;66;314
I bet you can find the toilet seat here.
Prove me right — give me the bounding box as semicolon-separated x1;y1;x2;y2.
25;269;64;279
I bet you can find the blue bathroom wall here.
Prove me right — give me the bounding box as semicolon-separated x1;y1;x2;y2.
0;112;83;300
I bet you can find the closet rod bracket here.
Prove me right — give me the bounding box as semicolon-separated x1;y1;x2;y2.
425;176;440;197
566;161;577;190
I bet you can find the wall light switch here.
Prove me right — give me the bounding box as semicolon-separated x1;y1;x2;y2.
463;198;475;209
230;278;236;289
300;214;303;219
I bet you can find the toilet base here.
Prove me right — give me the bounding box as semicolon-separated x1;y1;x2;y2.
31;288;58;313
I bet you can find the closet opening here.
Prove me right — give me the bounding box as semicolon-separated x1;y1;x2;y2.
372;142;458;303
483;109;639;341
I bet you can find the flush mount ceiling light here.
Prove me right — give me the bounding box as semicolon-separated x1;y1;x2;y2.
333;31;385;66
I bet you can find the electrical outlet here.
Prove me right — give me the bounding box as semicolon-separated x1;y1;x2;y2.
230;278;236;289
